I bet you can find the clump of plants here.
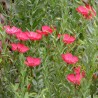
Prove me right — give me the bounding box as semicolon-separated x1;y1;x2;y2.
0;0;98;98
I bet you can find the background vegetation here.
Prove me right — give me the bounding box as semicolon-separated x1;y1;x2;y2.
0;0;98;98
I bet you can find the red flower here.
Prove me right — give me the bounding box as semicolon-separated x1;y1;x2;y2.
61;53;78;64
76;4;96;19
27;32;42;41
57;34;62;39
25;56;41;67
11;43;29;53
67;66;85;85
63;34;76;44
73;66;81;74
4;26;22;35
36;30;43;34
15;32;29;41
17;44;29;53
73;66;86;78
11;43;18;51
41;25;53;35
27;84;31;90
36;25;55;36
36;30;48;36
67;73;82;85
42;25;53;34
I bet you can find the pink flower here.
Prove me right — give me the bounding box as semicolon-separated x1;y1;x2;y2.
73;66;81;74
61;53;78;64
74;66;86;78
11;43;29;53
4;26;22;35
15;32;29;41
25;56;41;67
76;4;96;19
36;25;55;36
67;73;82;85
63;34;76;44
17;43;29;53
27;32;42;41
36;30;43;34
67;66;85;85
57;34;62;39
11;43;18;51
36;30;48;36
42;25;53;35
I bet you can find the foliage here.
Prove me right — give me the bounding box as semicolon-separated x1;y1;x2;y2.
0;0;98;98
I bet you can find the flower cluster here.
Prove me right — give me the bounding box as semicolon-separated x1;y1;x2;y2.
59;29;85;85
3;3;96;86
76;4;96;19
4;25;54;41
4;25;83;85
60;4;96;85
4;25;54;67
61;36;86;85
61;36;84;85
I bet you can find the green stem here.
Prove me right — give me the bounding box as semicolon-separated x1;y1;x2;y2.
91;94;93;98
30;68;33;77
74;85;78;98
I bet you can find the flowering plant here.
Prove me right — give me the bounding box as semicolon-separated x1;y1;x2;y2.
0;0;98;98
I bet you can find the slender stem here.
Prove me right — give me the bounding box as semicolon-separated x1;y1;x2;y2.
30;67;33;77
91;93;93;98
74;85;78;98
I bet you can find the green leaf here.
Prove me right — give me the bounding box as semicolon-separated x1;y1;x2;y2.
0;59;2;63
